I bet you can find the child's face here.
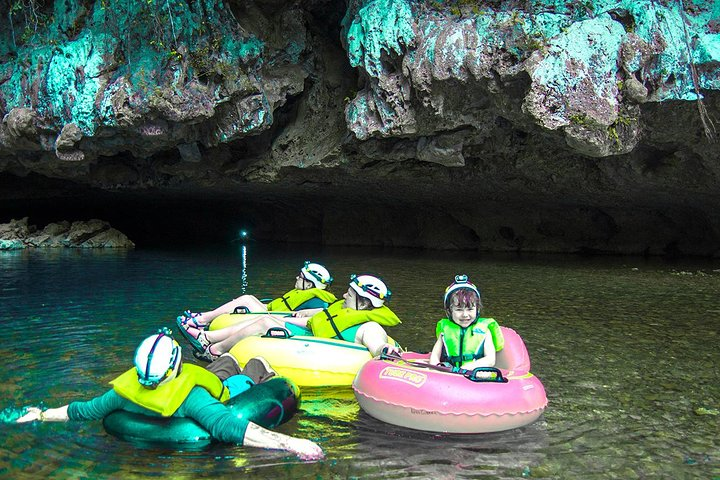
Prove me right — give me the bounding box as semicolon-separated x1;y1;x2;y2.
450;304;477;327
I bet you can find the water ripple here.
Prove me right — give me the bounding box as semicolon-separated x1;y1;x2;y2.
2;248;719;478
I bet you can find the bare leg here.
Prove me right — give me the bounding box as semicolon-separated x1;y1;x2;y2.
186;313;288;344
190;295;268;326
186;313;305;360
181;314;266;341
210;315;289;355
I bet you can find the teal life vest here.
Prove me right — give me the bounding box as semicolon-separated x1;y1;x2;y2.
266;288;337;312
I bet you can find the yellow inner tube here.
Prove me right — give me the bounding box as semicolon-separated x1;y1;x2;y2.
209;312;288;331
229;334;373;388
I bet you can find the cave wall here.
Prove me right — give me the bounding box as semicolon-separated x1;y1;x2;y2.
0;0;719;255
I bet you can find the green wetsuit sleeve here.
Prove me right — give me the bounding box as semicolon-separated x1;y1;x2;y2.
177;387;249;444
67;390;129;420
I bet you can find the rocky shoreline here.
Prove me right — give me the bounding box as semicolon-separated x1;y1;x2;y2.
0;218;134;250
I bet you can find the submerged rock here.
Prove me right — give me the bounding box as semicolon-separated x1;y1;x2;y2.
0;218;134;249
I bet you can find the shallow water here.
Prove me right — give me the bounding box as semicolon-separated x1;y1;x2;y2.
1;244;718;479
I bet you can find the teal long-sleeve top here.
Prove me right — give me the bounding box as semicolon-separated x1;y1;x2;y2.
67;387;249;444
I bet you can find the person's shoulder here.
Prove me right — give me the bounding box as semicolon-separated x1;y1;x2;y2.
358;320;386;332
178;386;223;415
185;386;218;403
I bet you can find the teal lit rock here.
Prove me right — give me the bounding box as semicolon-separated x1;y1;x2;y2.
0;1;719;256
343;0;415;78
0;0;303;164
343;0;719;155
2;0;717;162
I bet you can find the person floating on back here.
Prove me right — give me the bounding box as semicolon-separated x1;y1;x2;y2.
178;261;336;329
181;274;402;361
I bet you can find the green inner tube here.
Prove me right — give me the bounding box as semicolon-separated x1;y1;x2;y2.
102;377;299;447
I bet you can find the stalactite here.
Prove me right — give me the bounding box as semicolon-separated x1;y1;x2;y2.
677;0;717;142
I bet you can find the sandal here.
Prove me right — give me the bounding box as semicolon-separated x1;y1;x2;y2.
179;310;205;329
193;345;219;363
175;317;211;354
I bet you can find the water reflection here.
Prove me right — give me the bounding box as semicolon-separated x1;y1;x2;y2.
343;412;549;479
240;244;248;294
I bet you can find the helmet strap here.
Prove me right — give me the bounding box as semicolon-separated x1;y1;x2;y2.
299;272;312;290
143;331;167;385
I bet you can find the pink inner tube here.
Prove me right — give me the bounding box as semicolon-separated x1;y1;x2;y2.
352;327;548;433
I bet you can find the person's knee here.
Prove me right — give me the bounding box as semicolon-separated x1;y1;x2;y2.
259;316;279;330
252;315;282;333
236;316;270;336
237;294;260;302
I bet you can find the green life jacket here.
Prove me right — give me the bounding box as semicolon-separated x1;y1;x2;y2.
308;300;402;339
110;364;230;417
435;317;504;368
266;288;337;312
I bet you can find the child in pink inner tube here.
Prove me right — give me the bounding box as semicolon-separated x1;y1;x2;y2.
429;275;503;371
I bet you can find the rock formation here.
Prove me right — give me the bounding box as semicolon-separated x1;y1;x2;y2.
0;217;134;249
0;1;718;255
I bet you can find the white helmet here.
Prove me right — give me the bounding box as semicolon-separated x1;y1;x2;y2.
300;261;333;289
349;274;391;308
134;328;181;389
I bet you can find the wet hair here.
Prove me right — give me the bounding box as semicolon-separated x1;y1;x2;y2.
447;288;482;311
355;295;373;311
298;272;313;289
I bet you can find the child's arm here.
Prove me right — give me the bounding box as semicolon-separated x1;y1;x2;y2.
355;322;398;356
461;332;496;369
293;308;323;318
17;405;69;422
429;336;444;365
283;308;322;327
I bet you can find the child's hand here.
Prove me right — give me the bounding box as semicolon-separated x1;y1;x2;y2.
380;343;401;356
16;407;42;423
288;438;324;461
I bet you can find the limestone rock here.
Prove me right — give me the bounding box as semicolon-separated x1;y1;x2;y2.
0;1;718;255
1;109;42;151
0;218;134;248
623;77;649;104
177;143;202;163
3;109;38;139
416;134;465;167
0;217;34;240
56;123;83;150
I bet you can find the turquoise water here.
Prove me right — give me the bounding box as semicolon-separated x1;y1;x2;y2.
1;244;719;479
